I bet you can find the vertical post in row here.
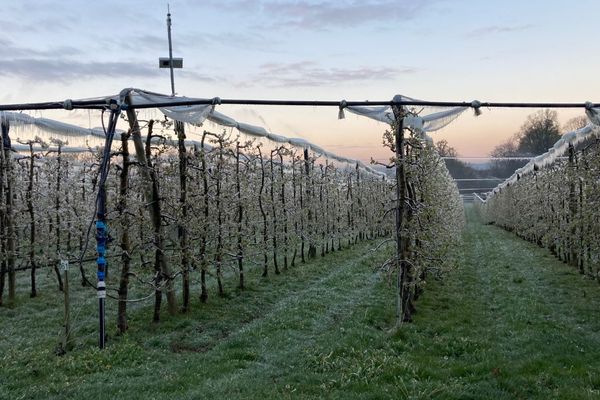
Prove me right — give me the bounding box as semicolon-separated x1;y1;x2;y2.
96;102;121;348
392;104;410;327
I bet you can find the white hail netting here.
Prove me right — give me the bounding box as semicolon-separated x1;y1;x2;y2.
0;110;213;153
480;105;600;201
1;111;111;151
1;89;386;177
126;89;385;176
341;94;470;138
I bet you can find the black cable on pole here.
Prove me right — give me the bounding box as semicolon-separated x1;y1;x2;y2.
95;100;121;349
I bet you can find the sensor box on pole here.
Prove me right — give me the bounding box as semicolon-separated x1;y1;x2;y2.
159;57;183;68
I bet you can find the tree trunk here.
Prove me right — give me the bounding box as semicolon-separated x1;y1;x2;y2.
347;174;354;247
215;138;225;296
320;165;325;257
279;152;288;270
258;147;269;277
117;131;132;333
568;144;580;271
236;142;245;289
176;121;191;311
54;145;64;291
299;157;306;263
270;150;280;274
124;99;178;320
27;143;37;298
0;119;8;305
291;157;298;267
304;149;317;259
356;165;362;243
392;107;412;325
79;167;88;287
198;137;209;303
1;119;16;303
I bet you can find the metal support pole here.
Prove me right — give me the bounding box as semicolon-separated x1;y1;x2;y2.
167;7;175;96
96;102;121;349
62;260;71;351
392;105;408;326
96;200;107;349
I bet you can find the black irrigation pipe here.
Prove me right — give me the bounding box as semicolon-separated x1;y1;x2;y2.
0;98;598;111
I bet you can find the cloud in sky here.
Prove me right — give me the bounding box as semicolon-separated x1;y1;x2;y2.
0;58;216;83
465;24;535;38
179;31;283;53
0;37;217;83
264;0;434;30
243;61;416;87
0;16;72;33
117;33;166;52
202;0;437;30
0;38;81;59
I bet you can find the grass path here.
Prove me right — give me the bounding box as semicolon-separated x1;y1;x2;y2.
400;206;600;399
2;206;600;399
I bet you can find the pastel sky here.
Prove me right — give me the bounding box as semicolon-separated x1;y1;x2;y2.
1;0;599;163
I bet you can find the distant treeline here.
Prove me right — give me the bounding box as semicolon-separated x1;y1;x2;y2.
438;110;589;194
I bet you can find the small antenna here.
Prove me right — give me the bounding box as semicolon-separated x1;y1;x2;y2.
166;6;175;95
158;6;183;95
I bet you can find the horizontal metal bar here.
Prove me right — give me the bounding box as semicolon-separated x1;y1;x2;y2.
0;97;597;111
0;99;106;111
127;99;599;110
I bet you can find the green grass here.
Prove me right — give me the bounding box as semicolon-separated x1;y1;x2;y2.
2;206;600;399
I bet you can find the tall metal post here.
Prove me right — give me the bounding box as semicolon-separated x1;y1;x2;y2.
392;105;408;326
96;193;107;348
167;6;175;96
96;102;121;348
